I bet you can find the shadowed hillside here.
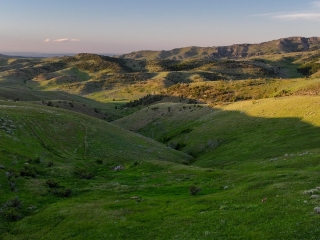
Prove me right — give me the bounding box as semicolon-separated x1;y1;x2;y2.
114;96;320;167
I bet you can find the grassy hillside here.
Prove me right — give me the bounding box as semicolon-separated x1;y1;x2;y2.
2;98;320;239
0;101;194;237
0;101;189;162
0;86;129;121
115;96;320;165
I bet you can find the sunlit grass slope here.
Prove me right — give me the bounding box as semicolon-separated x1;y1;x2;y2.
0;101;189;164
115;96;320;168
0;101;192;236
2;98;320;239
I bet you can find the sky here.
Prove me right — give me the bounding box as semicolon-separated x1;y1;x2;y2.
1;0;320;54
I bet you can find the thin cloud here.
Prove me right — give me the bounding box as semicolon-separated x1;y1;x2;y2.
53;38;80;42
254;2;320;22
44;39;51;42
254;10;320;21
273;12;320;21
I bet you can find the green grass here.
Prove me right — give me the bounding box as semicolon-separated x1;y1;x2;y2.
116;95;320;166
2;96;320;239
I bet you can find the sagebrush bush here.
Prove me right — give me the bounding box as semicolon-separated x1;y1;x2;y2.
74;168;95;179
96;159;103;165
3;208;22;221
189;185;202;195
20;165;37;178
47;161;54;167
46;179;60;188
1;197;23;222
51;188;72;197
6;168;20;180
32;157;41;164
8;197;22;208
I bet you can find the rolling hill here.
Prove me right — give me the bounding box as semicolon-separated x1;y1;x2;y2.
1;36;320;239
2;97;320;239
118;36;320;60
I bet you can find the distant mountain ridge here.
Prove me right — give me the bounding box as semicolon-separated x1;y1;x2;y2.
118;37;320;60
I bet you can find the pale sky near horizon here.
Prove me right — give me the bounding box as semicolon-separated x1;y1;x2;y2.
1;0;320;54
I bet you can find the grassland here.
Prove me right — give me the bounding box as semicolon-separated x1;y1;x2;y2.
1;39;320;239
2;97;320;239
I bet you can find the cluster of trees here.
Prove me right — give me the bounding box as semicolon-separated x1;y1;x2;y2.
94;72;155;83
64;54;131;73
145;59;215;72
124;94;166;108
165;81;267;104
297;61;320;76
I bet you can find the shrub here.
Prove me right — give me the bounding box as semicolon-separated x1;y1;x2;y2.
6;169;20;180
96;159;103;165
181;160;190;165
9;181;16;191
297;62;320;76
168;142;186;150
33;157;41;164
7;196;22;209
47;161;54;167
3;208;22;221
51;188;72;197
20;165;37;178
133;161;139;166
189;185;202;195
74;168;95;179
46;179;60;188
1;197;23;222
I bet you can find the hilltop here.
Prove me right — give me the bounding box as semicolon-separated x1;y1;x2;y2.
118;36;320;60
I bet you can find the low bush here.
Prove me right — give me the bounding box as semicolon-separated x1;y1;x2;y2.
1;197;23;222
6;168;20;180
32;157;41;164
46;179;60;188
20;165;37;178
189;185;202;196
51;188;72;197
74;168;95;179
96;159;103;165
3;208;22;221
47;161;54;167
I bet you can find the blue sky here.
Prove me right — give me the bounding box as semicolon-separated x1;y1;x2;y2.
1;0;320;54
